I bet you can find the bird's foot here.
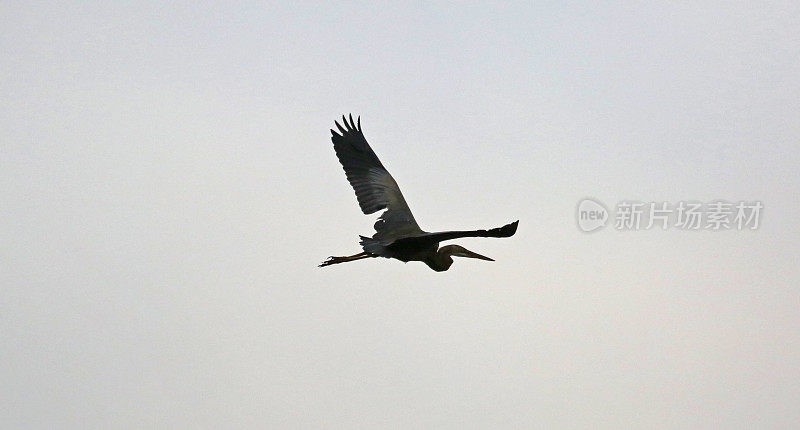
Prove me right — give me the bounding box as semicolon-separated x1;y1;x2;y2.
318;252;373;267
319;256;341;267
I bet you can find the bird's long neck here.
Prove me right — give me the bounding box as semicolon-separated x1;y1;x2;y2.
424;250;453;272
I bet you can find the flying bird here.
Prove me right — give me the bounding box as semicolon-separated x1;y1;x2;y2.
320;114;518;272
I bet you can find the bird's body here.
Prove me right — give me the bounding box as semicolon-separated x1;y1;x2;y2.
384;240;439;263
320;114;518;271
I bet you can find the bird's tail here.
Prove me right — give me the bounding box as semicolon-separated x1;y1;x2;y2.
359;235;385;255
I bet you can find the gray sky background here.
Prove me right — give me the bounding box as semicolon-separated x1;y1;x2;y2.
2;2;799;428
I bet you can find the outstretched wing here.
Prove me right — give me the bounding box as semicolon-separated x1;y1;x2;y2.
389;220;519;248
330;114;423;242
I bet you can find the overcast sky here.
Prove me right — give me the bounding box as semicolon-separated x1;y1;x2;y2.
2;2;799;428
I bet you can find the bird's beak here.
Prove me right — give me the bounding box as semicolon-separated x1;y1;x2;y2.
458;249;494;261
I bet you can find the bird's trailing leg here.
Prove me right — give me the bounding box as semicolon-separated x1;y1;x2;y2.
319;252;375;267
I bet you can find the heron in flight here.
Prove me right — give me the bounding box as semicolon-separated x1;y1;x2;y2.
320;114;518;272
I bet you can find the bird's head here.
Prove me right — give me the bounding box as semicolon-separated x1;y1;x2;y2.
427;244;494;271
441;244;494;262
